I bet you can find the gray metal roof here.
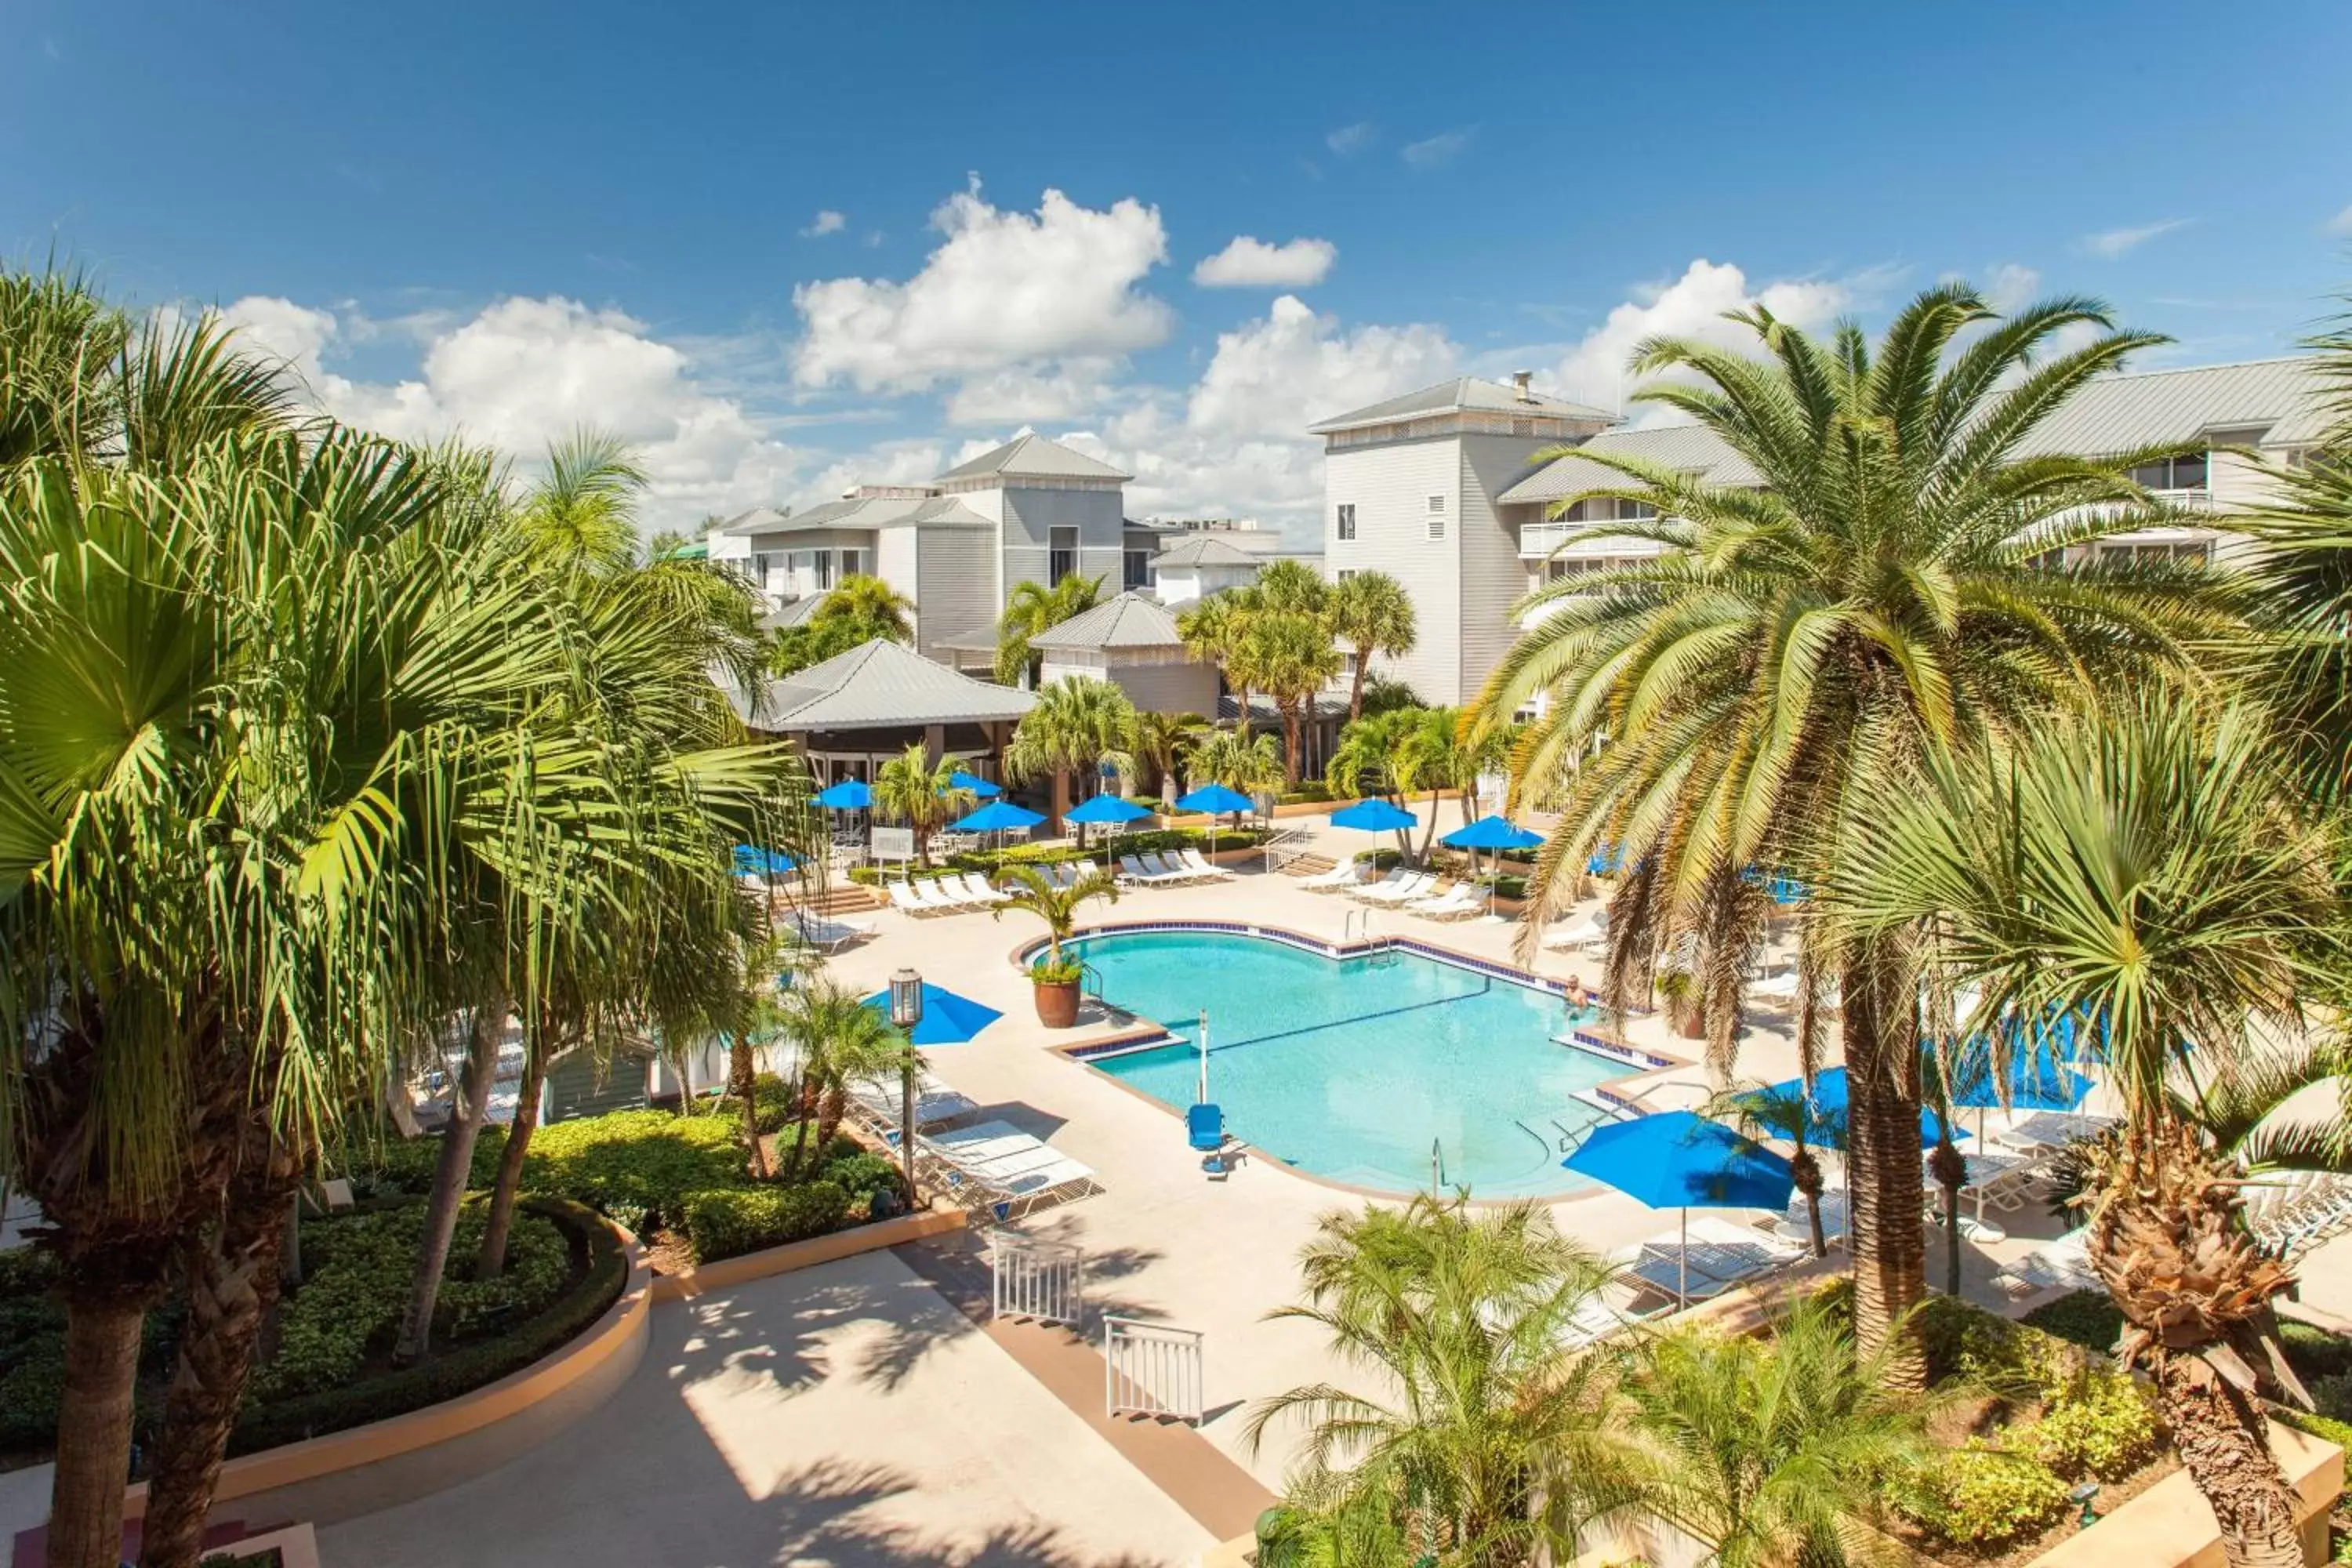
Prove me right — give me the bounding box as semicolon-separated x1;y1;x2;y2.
1149;535;1265;569
725;638;1036;731
1497;423;1754;506
2014;357;2332;456
720;495;994;540
1029;592;1189;653
1309;376;1617;435
935;433;1131;484
1220;691;1349;724
758;594;832;631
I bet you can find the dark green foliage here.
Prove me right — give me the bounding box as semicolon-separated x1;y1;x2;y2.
2020;1289;2124;1356
713;1071;797;1136
680;1181;848;1263
818;1150;906;1207
520;1108;747;1232
1889;1442;2073;1547
332;1127;509;1201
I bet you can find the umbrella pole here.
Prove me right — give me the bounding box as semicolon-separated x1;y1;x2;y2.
1679;1208;1689;1312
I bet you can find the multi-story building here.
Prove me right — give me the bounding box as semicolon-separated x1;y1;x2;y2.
1318;358;2333;707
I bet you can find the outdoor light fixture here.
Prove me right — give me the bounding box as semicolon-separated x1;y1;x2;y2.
888;969;924;1214
2070;1481;2100;1529
887;968;925;1031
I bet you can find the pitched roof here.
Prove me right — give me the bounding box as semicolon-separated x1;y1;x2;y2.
1029;592;1189;653
1149;535;1265;569
758;593;832;631
1497;423;1753;505
725;638;1036;731
2014;357;2332;456
720;495;993;539
1309;376;1617;435
935;433;1131;484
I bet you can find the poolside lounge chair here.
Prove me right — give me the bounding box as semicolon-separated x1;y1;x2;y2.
920;1119;1102;1218
1541;913;1608;950
1990;1111;2117;1155
1178;848;1234;881
785;909;876;953
1298;859;1363;891
1407;884;1484;920
1356;871;1436;906
886;880;938;916
1994;1228;2096;1298
851;1070;981;1136
1118;854;1182;886
1767;1187;1849;1250
949;872;1009;905
915;877;974;913
1344;866;1410;902
1147;851;1210;883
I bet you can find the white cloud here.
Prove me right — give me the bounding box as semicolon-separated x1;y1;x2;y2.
942;360;1122;425
1192;235;1337;289
1325;122;1376;156
801;209;847;238
1401;128;1475;169
218;294;810;529
1550;259;1855;415
791;179;1174;397
2081;217;2193;258
2325;204;2352;238
1983;263;2041;315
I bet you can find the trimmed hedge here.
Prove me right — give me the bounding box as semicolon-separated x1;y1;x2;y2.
2020;1289;2123;1356
519;1109;747;1236
681;1181;848;1263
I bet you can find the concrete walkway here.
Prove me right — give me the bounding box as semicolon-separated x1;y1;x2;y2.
321;1248;1214;1568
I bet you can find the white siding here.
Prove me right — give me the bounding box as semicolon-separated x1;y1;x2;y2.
912;527;994;662
875;529;921;622
1323;438;1463;704
1457;435;1562;702
1038;655;1220;717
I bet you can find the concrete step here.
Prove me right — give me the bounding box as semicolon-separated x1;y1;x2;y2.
1280;853;1337;877
806;883;888;915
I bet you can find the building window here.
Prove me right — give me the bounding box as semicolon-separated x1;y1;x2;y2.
1048;525;1080;586
2126;454;2209;492
2100;539;2214;565
1123;548;1153;590
1336;503;1356;541
838;547;865;579
1563;498;1659;524
1336;569;1358;582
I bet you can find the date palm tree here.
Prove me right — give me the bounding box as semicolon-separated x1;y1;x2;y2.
1822;699;2337;1566
816;571;916;641
995;572;1104;687
1708;1078;1835;1258
1467;282;2239;1383
873;741;972;867
1130;710;1209;808
992;862;1120;974
1327;570;1417;721
1235;609;1344;783
1002;676;1138;838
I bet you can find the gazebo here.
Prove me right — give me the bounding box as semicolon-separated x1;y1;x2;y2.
720;637;1036;788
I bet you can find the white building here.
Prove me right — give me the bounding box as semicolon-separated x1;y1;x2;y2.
1147;535;1268;606
1031;591;1221;716
1318;358;2334;707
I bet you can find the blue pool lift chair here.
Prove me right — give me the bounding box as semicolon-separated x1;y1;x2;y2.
1187;1102;1231;1178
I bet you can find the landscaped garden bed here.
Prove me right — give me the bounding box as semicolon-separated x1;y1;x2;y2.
844;825;1272;885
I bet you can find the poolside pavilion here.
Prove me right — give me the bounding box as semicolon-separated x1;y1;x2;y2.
720;636;1036;787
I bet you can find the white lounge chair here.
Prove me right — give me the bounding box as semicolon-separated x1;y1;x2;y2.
1178;848;1234;880
1144;851;1203;882
1542;913;1608;950
1119;854;1182;886
1359;871;1437;906
886;880;936;916
1344;866;1410;902
1298;860;1363;891
912;877;970;913
1990;1111;2117;1155
1408;884;1484;920
951;872;1009;905
1768;1187;1849;1249
852;1071;980;1136
1994;1229;2096;1299
786;909;874;953
920;1119;1102;1218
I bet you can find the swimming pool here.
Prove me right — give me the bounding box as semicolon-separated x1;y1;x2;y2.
1068;928;1631;1198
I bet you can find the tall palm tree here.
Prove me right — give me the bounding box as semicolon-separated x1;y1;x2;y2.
1823;699;2336;1566
1327;706;1432;861
1245;1196;1635;1567
1002;677;1138;837
1130;710;1209;808
1178;589;1258;736
1236;609;1344;783
873;741;972;866
1616;1294;1942;1568
518;427;645;572
775;976;913;1178
1707;1079;1835;1258
1468;283;2238;1382
1327;571;1417;721
995;572;1104;687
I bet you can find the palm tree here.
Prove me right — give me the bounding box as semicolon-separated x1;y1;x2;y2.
1188;728;1284;802
1002;677;1138;837
518;426;645;572
1255;557;1331;615
1236;609;1343;783
996;572;1104;687
1822;699;2336;1566
1327;571;1417;721
813;572;916;641
1245;1196;1635;1566
1708;1080;1836;1258
775;977;913;1178
873;742;973;867
992;862;1120;975
1615;1294;1941;1567
1468;283;2238;1383
1178;590;1257;735
1327;706;1431;861
1130;710;1209;808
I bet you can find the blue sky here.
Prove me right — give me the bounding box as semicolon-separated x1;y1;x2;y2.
7;0;2350;535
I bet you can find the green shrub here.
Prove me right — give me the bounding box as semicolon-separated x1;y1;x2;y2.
332;1126;510;1201
713;1071;797;1136
1890;1440;2072;1547
2283;1318;2352;1383
819;1150;906;1207
2309;1371;2352;1425
2279;1406;2352;1453
2021;1290;2123;1356
1276;783;1333;804
2018;1370;2161;1481
681;1181;848;1263
521;1109;747;1232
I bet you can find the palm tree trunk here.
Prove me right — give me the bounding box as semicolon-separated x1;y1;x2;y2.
140;1127;307;1568
1348;656;1367;722
1840;963;1927;1390
1282;706;1302;783
1927;1137;1968;1296
816;1085;848;1150
2153;1356;2307;1568
393;999;504;1366
731;1033;771;1180
1791;1147;1827;1258
48;1294;147;1568
1233;685;1252;741
474;1044;551;1279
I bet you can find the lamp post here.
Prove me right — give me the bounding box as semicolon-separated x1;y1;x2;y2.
887;968;925;1207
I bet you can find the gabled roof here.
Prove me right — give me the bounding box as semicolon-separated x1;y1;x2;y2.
2015;357;2332;456
758;593;832;631
1498;423;1755;506
1150;535;1265;569
1030;592;1188;653
720;495;993;539
1309;376;1616;435
726;638;1036;731
935;433;1131;484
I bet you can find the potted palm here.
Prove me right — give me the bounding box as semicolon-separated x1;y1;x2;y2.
992;862;1120;1027
1655;968;1705;1040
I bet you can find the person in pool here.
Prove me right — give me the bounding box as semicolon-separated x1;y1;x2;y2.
1563;976;1594;1025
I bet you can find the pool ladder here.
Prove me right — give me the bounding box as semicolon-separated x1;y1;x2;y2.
1430;1137;1447;1194
1343;908;1374;946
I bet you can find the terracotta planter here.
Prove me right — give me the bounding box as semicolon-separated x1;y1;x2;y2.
1668;1001;1706;1040
1033;977;1082;1029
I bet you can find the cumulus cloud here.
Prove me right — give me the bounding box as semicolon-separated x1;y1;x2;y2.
1401;128;1475;169
2325;204;2352;238
217;294;809;529
942;360;1122;425
1549;259;1855;415
1325;122;1376;156
1192;235;1337;289
1983;263;2042;315
2081;217;2193;258
801;209;847;238
791;179;1174;397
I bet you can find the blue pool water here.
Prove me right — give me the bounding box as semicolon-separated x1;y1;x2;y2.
1073;930;1624;1197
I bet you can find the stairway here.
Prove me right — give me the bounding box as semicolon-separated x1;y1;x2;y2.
1282;851;1337;877
805;881;888;915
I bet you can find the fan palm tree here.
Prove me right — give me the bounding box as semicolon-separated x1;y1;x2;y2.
1002;677;1138;837
1188;728;1284;800
1467;283;2240;1383
1178;589;1258;735
1821;699;2338;1566
1327;571;1417;721
873;742;974;867
1245;1195;1635;1567
1236;609;1344;783
991;862;1120;975
995;572;1104;687
1615;1294;1943;1568
775;976;913;1178
1130;710;1209;808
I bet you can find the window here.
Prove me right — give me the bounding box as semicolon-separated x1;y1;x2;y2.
1336;569;1359;582
1563;498;1658;524
2126;454;2209;492
2101;539;2214;566
1048;525;1080;586
1123;548;1153;591
1335;503;1356;541
838;548;865;579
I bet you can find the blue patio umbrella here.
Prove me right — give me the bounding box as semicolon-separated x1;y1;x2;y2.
950;800;1046;835
731;844;798;877
1441;815;1543;917
1936;1026;2093;1113
859;982;1003;1045
1565;1109;1795;1307
946;769;1001;799
1587;841;1624;876
1748;1067;1964;1151
1174;783;1254;818
1331;798;1418;833
814;779;873;810
1066;792;1152;826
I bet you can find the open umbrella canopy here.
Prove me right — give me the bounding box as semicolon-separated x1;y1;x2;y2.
1587;841;1624;876
1933;1029;2093;1112
1442;815;1542;851
1748;1068;1964;1151
814;779;873;810
731;844;798;877
1564;1110;1795;1210
858;982;1003;1045
1738;867;1809;905
1330;798;1417;832
1066;792;1152;826
1174;783;1255;818
951;800;1046;834
946;769;1002;799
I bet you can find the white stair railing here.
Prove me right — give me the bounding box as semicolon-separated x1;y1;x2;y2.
992;1234;1085;1327
1103;1316;1206;1423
